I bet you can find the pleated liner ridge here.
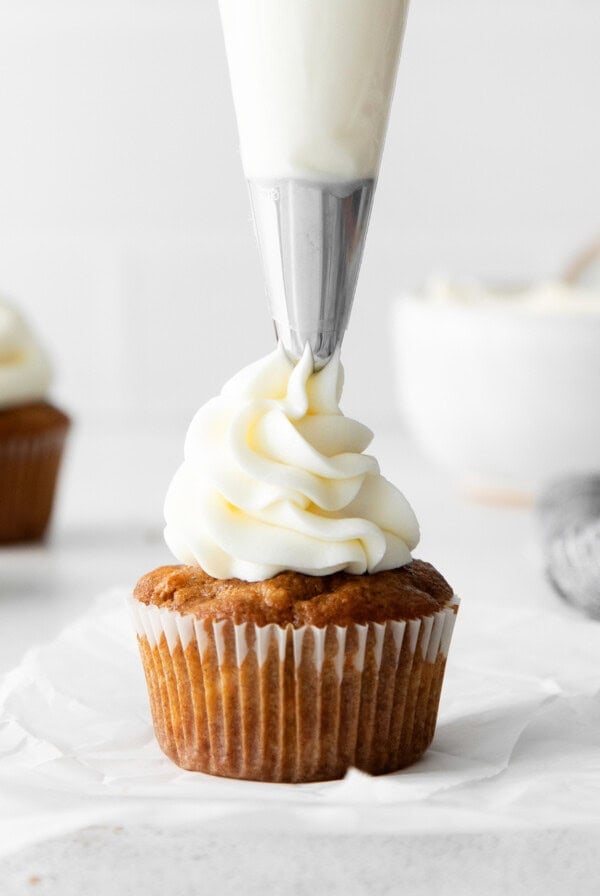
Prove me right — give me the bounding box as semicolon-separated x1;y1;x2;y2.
130;595;459;783
0;427;68;542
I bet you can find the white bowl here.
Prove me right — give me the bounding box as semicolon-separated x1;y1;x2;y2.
392;291;600;497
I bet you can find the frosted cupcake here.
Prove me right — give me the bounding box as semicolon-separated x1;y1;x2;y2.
0;300;70;542
131;346;458;782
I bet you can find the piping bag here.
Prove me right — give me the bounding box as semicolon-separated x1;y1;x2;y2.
219;0;411;368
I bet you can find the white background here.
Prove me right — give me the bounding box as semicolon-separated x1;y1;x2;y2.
0;0;598;429
1;5;600;888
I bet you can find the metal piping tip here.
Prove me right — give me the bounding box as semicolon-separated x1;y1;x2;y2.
248;178;375;370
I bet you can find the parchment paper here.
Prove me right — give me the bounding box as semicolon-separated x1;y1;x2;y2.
1;588;600;859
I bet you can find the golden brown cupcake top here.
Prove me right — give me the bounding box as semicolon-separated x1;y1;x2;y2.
0;401;69;437
133;560;453;627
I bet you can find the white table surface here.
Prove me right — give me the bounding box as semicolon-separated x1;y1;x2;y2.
1;421;599;895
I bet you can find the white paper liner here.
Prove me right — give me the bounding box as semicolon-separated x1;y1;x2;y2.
129;595;459;782
129;596;460;672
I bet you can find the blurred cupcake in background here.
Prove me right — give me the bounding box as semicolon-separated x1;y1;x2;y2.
0;298;70;542
393;248;600;502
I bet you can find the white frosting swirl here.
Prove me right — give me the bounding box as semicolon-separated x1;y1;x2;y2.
164;345;419;581
0;300;52;410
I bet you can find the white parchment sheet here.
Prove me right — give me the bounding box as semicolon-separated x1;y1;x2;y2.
1;588;600;859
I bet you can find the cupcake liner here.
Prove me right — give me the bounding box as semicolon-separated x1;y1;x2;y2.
0;426;69;543
129;595;459;783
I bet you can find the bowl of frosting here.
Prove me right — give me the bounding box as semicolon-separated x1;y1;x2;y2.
393;277;600;500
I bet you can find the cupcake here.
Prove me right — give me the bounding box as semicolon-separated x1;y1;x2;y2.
131;346;458;782
0;299;70;542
